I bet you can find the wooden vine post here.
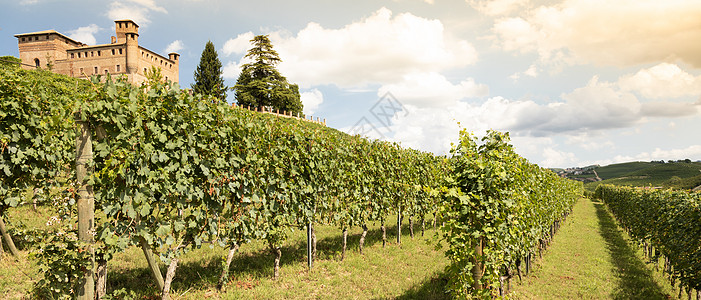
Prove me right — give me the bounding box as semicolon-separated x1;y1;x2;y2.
472;237;483;291
75;112;95;300
306;140;314;270
396;206;401;244
0;213;19;257
307;222;313;269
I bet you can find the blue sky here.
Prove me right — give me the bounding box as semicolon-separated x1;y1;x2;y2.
2;0;701;168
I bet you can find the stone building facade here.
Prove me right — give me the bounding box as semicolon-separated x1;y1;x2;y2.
15;20;179;85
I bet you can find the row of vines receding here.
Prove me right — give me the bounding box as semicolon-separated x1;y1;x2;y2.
1;63;583;299
595;184;701;296
437;129;583;298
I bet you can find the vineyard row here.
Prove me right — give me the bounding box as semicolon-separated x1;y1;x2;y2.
0;65;582;299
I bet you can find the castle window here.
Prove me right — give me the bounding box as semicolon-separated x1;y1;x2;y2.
144;68;147;73
80;67;84;74
105;69;108;74
119;23;122;28
116;65;120;72
97;50;101;56
91;51;94;57
85;52;88;57
94;66;98;74
34;58;40;68
119;48;123;55
71;53;75;59
165;76;168;81
78;52;81;58
21;37;25;42
112;49;115;55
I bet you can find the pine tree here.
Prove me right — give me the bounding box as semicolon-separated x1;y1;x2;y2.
234;35;303;114
192;41;227;101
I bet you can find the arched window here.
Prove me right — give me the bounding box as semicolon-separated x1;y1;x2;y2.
34;58;40;68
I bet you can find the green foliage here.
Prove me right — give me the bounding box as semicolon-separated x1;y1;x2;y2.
0;67;80;208
31;215;92;299
0;65;95;298
81;73;443;292
0;56;21;68
192;41;227;101
144;66;165;89
233;35;303;114
2;64;582;299
438;130;582;298
596;184;701;291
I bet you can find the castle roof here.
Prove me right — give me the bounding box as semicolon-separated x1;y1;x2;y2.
14;29;83;45
114;19;139;27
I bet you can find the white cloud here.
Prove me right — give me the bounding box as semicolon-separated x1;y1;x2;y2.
378;72;489;107
126;0;167;13
596;145;701;166
19;0;38;5
262;7;478;88
467;0;529;16
301;89;324;115
648;145;701;161
510;64;539;80
376;73;700;158
67;24;100;45
385;104;464;154
493;76;699;136
164;40;183;53
640;102;700;118
565;134;614;151
222;32;255;56
618;63;701;99
491;0;701;68
107;0;168;25
222;60;245;80
540;147;577;168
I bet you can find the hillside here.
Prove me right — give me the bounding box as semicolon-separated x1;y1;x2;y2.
580;161;701;191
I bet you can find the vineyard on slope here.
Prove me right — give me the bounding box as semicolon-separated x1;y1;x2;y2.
1;63;581;299
596;184;701;297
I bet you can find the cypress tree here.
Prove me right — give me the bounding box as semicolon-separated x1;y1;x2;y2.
192;41;227;101
234;35;303;114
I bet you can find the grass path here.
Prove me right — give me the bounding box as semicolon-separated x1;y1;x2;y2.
510;198;679;299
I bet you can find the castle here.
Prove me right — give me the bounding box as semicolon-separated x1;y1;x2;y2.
15;20;179;85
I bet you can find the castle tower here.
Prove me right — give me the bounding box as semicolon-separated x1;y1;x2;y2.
115;20;140;76
115;20;138;43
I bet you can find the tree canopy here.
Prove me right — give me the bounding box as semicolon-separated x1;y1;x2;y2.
192;41;227;101
234;35;303;115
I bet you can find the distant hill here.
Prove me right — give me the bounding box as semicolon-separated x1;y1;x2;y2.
559;161;701;191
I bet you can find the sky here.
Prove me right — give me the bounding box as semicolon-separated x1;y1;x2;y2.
2;0;700;168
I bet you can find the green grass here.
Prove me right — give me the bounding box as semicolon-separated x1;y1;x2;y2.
510;198;688;299
1;207;450;299
1;205;47;299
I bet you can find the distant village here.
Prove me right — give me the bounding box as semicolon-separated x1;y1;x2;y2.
553;165;602;183
552;159;699;183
